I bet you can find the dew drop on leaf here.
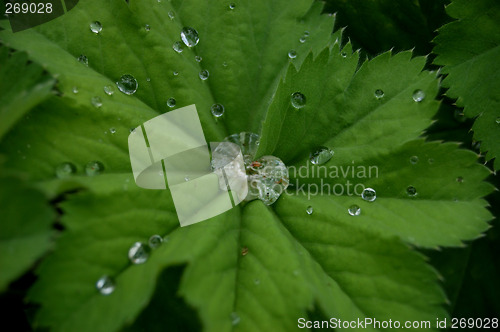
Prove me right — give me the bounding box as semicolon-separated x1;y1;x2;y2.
412;89;425;102
254;279;260;285
303;31;310;37
116;74;138;95
406;186;417;197
309;146;334;165
72;86;78;94
85;161;104;176
348;204;361;216
77;54;88;66
55;162;76;178
496;117;500;124
456;176;464;183
148;235;163;249
361;188;376;202
290;92;306;109
166;97;176;108
374;89;384;99
299;36;306;43
91;96;102;108
172;41;184;53
89;21;102;34
104;85;115;96
95;276;115;295
180;27;199;47
288;50;297;59
195;55;202;62
168;11;175;20
306;206;313;215
109;127;116;134
173;71;179;76
230;312;240;326
410;155;419;164
211;103;225;118
128;242;150;264
229;3;235;10
144;24;151;32
199;69;209;80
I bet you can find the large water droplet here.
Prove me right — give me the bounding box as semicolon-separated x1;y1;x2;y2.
306;206;313;215
412;89;425;102
128;242;150;264
410;156;419;164
290;92;306;109
361;188;376;202
348;204;361;216
90;21;102;34
406;186;417;197
309;146;334;165
96;276;115;295
374;89;384;99
180;27;199;47
91;96;102;108
172;41;184;53
221;132;260;167
85;161;104;176
116;74;138;95
166;97;176;108
230;312;241;326
199;69;209;80
246;156;289;205
78;54;88;66
55;162;76;178
288;50;297;59
148;235;163;249
104;85;115;96
211;103;225;117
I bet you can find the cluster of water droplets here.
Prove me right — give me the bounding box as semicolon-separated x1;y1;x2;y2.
54;161;105;178
96;234;165;295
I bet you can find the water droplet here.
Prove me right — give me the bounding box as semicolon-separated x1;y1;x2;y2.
456;176;463;183
374;89;384;99
144;24;151;31
361;188;376;202
72;86;79;94
78;54;88;66
128;242;150;264
428;158;434;164
290;92;306;109
410;156;419;164
104;85;115;96
230;312;240;326
166;97;176;108
195;55;202;62
211;103;225;117
496;117;500;124
148;235;163;249
348;204;361;216
173;71;179;76
340;51;347;58
299;37;306;43
309;146;334;165
168;11;175;20
220;132;260;168
172;41;184;53
254;278;260;285
222;61;228;67
412;89;425;102
306;206;313;215
96;276;115;295
91;96;102;108
55;162;76;178
116;74;138;95
180;27;199;47
184;176;190;182
303;31;310;37
85;161;104;176
406;186;417;197
229;3;235;9
199;69;209;80
241;246;249;256
146;77;151;82
90;21;102;34
288;50;297;59
109;127;116;134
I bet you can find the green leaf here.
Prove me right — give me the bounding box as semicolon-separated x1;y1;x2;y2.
324;0;450;55
0;0;494;331
0;173;55;291
433;0;500;169
0;46;55;140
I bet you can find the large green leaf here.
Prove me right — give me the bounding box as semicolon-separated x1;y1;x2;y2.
433;0;500;169
0;0;494;331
